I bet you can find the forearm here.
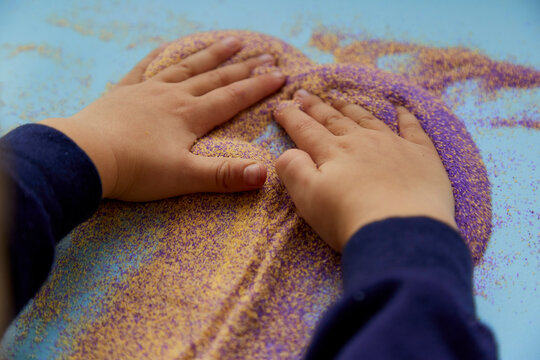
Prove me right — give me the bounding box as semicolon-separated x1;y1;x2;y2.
0;124;102;315
305;217;497;360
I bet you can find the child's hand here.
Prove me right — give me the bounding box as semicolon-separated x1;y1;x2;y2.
274;90;457;252
40;37;285;201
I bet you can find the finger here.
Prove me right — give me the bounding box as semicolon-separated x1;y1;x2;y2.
195;71;285;133
273;101;332;159
396;106;436;149
185;154;267;192
276;149;318;209
117;43;169;86
153;36;243;83
294;90;358;136
331;99;393;133
182;54;276;96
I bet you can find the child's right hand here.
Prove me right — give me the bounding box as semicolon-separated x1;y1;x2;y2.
274;90;458;252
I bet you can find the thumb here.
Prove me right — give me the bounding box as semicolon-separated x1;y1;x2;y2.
186;154;267;192
276;149;318;205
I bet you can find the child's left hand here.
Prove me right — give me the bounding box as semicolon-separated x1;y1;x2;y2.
40;37;285;201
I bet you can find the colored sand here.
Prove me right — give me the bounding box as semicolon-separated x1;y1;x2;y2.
3;30;538;359
144;30;493;263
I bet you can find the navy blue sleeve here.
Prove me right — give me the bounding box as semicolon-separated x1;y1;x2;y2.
0;124;102;314
304;217;498;360
0;124;499;359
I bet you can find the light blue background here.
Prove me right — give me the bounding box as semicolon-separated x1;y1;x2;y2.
1;1;539;359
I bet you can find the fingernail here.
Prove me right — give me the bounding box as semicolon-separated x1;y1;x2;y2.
274;100;296;116
257;53;275;65
271;71;285;80
243;164;262;186
221;36;241;48
294;89;310;99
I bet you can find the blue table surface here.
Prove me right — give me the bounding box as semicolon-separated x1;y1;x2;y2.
1;1;539;359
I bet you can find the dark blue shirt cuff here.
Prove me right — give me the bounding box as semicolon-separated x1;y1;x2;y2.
0;124;102;312
342;217;474;309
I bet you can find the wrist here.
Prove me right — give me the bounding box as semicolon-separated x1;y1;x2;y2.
38;117;117;199
336;208;458;252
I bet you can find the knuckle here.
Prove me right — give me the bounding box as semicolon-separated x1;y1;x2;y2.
355;114;376;125
400;120;420;133
215;161;232;190
292;120;315;134
175;63;194;78
336;138;353;151
147;84;168;97
224;84;245;103
173;99;198;119
210;69;229;86
330;127;349;136
332;100;348;111
323;115;343;126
